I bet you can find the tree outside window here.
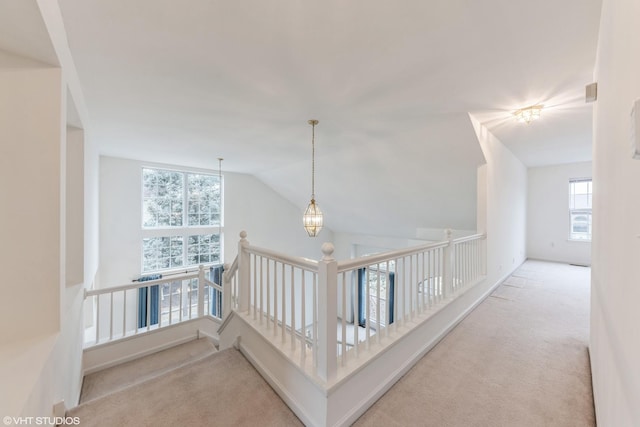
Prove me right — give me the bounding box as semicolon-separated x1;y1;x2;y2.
142;168;222;272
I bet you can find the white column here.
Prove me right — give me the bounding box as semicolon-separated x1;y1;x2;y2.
223;262;232;318
317;242;338;382
237;231;250;313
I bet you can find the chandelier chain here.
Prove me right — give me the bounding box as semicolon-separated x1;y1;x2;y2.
218;157;223;242
311;121;315;200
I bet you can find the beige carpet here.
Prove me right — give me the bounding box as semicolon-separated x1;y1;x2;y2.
354;260;595;427
69;348;303;426
80;338;218;403
71;260;594;426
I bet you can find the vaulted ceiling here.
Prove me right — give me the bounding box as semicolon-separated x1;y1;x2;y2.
1;1;602;238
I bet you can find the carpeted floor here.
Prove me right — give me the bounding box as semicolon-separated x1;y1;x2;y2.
80;338;218;403
69;348;303;426
353;260;595;427
70;260;594;426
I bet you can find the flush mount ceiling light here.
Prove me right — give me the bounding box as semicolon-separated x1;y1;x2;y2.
514;105;543;124
303;119;323;237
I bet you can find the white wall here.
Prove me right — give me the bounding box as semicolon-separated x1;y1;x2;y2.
470;116;527;289
66;127;85;286
591;0;640;425
99;156;331;287
331;232;431;261
225;171;332;261
0;51;62;343
527;162;592;266
0;48;89;418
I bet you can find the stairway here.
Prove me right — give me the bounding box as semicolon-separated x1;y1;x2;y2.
79;338;218;404
68;339;301;426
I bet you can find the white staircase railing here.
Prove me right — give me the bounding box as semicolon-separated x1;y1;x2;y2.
84;229;485;378
224;229;486;383
84;265;224;347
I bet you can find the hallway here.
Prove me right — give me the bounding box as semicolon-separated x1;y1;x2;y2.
355;260;595;426
65;260;594;426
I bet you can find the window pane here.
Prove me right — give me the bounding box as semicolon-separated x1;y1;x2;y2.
573;181;589;195
142;236;184;272
187;174;221;227
186;233;220;266
570;213;592;240
569;179;592;240
143;169;184;227
574;194;590;209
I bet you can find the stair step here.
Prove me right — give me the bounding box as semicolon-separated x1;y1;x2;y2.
80;338;217;403
68;348;302;426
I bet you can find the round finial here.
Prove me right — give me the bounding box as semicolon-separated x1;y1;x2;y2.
308;119;319;126
321;242;335;260
240;230;247;239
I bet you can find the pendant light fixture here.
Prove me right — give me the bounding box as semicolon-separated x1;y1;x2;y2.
303;119;323;237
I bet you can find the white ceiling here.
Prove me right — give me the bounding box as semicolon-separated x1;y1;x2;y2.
0;1;58;66
2;1;602;238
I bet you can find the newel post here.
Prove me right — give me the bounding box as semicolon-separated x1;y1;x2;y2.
237;231;250;313
442;229;454;298
198;265;206;317
222;262;232;317
317;242;338;382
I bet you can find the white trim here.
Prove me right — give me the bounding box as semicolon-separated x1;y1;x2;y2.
83;316;220;375
218;261;516;427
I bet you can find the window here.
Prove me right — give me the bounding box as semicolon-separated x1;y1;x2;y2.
357;262;395;329
142;168;222;272
569;178;592;241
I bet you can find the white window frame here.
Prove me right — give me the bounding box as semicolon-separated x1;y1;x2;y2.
141;166;224;273
568;178;592;242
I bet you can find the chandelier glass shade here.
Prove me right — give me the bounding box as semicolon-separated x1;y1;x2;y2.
303;198;323;237
303;119;323;237
514;105;543;124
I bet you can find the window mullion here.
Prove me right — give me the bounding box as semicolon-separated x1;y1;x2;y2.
183;172;189;267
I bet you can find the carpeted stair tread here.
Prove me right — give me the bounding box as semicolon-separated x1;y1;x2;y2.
80;338;217;404
69;348;302;427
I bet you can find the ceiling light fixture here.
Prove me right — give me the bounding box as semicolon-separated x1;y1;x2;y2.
514;105;543;124
303;119;323;237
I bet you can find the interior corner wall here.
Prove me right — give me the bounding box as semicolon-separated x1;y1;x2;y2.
99;156;331;287
84;131;100;288
66;127;85;286
591;0;640;425
527;162;592;266
469;116;527;289
0;57;62;344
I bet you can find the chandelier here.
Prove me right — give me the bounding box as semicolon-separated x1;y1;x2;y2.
514;105;543;124
303;119;323;237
